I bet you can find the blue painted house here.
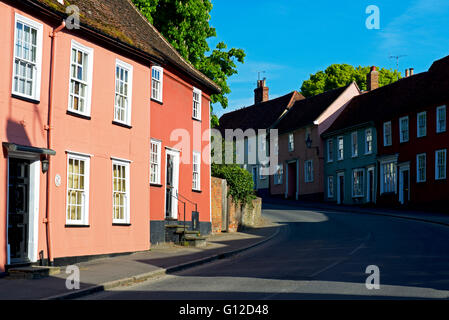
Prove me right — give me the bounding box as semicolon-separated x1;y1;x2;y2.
321;67;379;205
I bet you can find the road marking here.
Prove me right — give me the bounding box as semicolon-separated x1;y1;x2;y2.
309;232;372;278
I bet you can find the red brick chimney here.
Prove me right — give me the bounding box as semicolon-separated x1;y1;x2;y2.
254;78;269;104
366;66;379;91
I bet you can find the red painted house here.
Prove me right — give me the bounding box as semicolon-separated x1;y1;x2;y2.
328;56;449;209
375;58;449;209
0;0;219;272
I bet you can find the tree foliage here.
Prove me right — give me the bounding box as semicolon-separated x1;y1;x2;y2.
300;64;401;97
132;0;245;120
212;163;255;205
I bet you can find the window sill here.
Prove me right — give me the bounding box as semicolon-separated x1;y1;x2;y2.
112;223;131;226
67;110;91;120
192;189;202;193
150;183;163;188
12;93;40;104
65;224;90;228
112;121;132;129
352;195;364;199
151;98;163;105
192;117;202;122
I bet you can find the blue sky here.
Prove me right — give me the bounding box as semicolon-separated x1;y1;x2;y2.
207;0;449;118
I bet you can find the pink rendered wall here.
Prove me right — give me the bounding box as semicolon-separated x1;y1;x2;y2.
0;4;51;270
0;3;152;269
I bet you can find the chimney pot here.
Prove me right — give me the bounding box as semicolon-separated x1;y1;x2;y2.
410;68;414;76
405;69;410;77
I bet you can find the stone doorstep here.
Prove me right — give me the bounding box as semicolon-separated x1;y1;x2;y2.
7;266;61;280
181;235;207;248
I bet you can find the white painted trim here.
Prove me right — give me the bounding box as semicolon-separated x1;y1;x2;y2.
150;139;162;185
416;153;426;183
66;152;90;226
6;155;40;264
112;159;131;224
337;136;344;160
435;149;447;180
399;116;409;143
192;150;201;191
417;111;427;138
192;87;202;120
436;105;446;133
110;156;132;163
65;150;93;158
151;65;163;103
67;40;94;117
114;59;133;126
12;13;44;101
164;149;180;219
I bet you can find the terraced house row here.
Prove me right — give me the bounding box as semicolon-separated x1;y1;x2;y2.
219;56;449;211
0;0;219;272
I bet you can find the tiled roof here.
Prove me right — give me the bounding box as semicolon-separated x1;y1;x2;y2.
274;85;350;134
323;55;449;136
217;91;304;135
26;0;220;93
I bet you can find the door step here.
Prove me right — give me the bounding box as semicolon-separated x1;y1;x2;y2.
7;266;61;279
180;234;207;247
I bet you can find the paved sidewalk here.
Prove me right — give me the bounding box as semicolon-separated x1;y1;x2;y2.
0;221;280;300
263;197;449;226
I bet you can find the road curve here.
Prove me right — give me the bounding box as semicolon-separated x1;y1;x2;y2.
83;203;449;300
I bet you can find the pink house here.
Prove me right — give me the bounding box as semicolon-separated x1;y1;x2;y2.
270;83;360;200
0;0;219;271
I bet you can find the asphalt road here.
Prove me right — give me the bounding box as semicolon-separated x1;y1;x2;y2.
84;203;449;299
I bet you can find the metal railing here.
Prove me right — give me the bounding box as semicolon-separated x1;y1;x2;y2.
167;189;198;235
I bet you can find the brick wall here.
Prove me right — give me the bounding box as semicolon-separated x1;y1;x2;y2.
211;177;225;233
211;177;262;233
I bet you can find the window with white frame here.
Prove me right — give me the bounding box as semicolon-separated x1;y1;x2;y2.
337;136;344;160
68;41;93;115
381;162;396;193
399;116;409;143
288;133;294;152
150;139;161;185
383;121;392;146
151;66;163;102
274;164;283;185
112;160;130;224
304;160;313;183
416;153;426;183
192;87;202;120
192;151;201;190
327;176;334;198
437;106;446;133
417;112;427;138
12;14;43;101
351;132;358;157
114;60;133;125
352;169;364;197
66;153;90;225
327;139;333;162
365;128;373;154
435;149;447;180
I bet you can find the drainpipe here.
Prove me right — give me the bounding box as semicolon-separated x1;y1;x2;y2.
45;21;66;266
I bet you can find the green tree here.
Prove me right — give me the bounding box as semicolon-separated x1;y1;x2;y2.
132;0;245;124
300;64;401;97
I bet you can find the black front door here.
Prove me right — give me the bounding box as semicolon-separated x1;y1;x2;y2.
165;154;174;218
339;175;344;204
8;158;30;264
